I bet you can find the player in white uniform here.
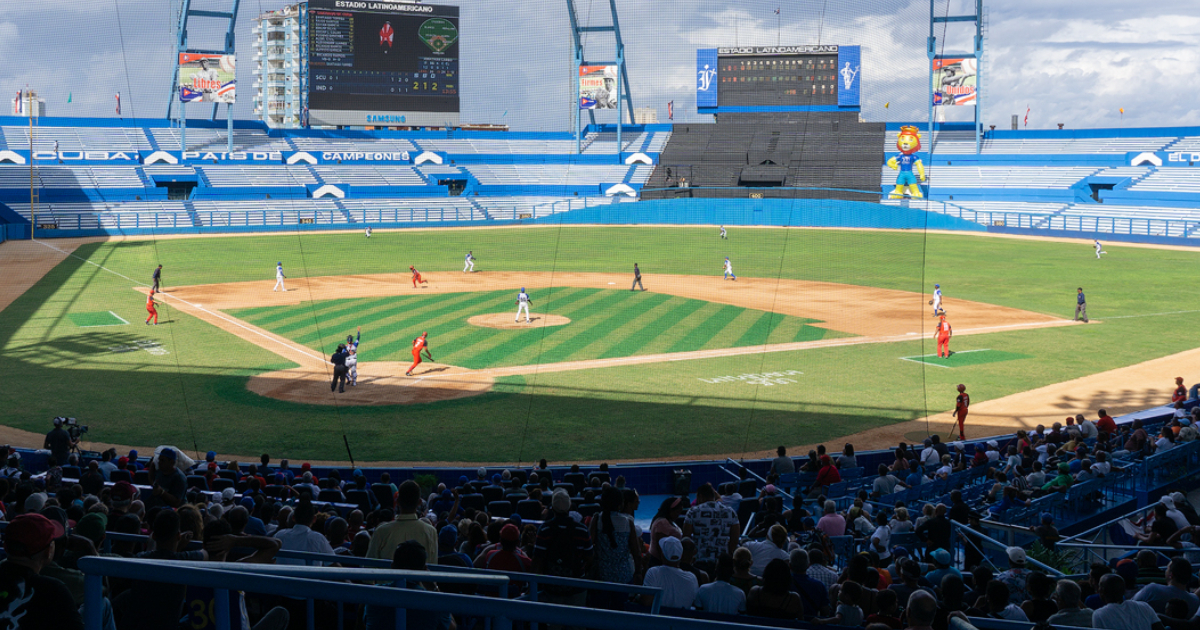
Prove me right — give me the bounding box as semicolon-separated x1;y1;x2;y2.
515;287;532;323
931;284;943;316
365;226;372;238
464;251;475;273
1094;240;1106;259
273;262;287;292
719;226;727;239
723;257;736;281
345;327;361;385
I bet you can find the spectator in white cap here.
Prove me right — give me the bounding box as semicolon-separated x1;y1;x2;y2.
996;546;1032;605
1162;495;1190;530
221;487;236;505
642;536;698;608
986;441;1001;463
1172;492;1200;526
24;492;48;513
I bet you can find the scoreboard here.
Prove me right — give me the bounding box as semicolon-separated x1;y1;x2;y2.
306;0;459;127
696;45;861;112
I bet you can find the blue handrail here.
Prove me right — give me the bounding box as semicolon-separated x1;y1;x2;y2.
274;549;664;614
78;556;788;630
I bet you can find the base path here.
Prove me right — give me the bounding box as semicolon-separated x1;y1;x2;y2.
152;270;1071;407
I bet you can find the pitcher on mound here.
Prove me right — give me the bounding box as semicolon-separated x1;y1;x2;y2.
515;287;532;323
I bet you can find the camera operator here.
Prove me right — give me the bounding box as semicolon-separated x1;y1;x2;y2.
43;418;77;467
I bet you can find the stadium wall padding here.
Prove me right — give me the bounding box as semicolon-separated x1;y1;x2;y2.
530;198;988;231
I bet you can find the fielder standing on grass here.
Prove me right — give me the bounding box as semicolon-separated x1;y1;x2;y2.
1094;239;1106;259
952;384;969;441
720;226;727;239
145;290;159;325
930;284;944;317
464;251;475;273
1075;287;1088;323
152;265;162;292
632;263;645;291
406;332;432;377
515;287;532;323
936;314;952;358
723;257;736;281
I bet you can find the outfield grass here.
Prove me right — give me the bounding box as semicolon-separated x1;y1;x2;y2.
1;226;1198;461
230;289;843;369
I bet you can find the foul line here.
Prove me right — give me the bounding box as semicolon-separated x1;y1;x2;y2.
32;240;330;367
1103;309;1200;320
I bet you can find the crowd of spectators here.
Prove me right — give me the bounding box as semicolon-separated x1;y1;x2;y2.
3;392;1199;629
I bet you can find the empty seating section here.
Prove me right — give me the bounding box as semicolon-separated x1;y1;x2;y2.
142;165;197;177
148;128;293;153
1090;166;1150;178
645;112;885;201
0;165;143;189
464;164;640;186
905;165;1098;189
199;166;317;187
1167;136;1200;152
290;137;416;153
475;195;625;219
312;165;426;186
886;129;1177;154
2;126;149;152
1129;169;1200;192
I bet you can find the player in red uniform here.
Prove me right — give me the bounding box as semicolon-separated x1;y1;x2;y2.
145;290;159;325
410;266;428;288
952;384;969;441
406;332;432;376
936;315;952;358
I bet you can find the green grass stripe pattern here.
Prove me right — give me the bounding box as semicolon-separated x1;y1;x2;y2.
67;312;127;327
236;288;835;370
902;349;1032;368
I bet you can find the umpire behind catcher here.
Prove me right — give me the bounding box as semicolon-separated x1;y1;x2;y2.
331;344;350;393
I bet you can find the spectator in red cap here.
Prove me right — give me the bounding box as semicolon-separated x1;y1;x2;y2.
475;523;531;594
0;513;84;628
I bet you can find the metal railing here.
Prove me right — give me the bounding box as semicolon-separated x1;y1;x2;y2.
77;556;780;630
927;201;1200;239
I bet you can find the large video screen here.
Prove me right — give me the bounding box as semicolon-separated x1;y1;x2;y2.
307;0;459;127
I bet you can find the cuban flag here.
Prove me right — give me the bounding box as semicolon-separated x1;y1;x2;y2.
380;22;394;48
668;100;673;120
180;86;203;103
115;92;121;115
14;90;20;115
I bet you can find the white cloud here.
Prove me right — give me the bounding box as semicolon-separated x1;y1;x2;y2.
1;0;1195;130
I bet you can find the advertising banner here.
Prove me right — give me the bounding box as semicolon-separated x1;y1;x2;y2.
696;48;719;109
837;45;861;108
179;53;236;103
932;57;976;106
579;65;618;110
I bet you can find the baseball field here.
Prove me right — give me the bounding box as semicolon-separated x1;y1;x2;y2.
1;225;1198;464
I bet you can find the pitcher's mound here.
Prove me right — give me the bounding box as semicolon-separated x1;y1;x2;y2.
247;362;493;406
468;313;571;329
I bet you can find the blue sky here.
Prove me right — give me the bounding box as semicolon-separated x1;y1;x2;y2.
2;0;1196;130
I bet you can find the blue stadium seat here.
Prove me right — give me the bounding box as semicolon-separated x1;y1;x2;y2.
371;484;395;510
487;500;514;518
459;493;485;513
516;500;544;521
186;475;209;491
211;478;234;492
109;469;131;484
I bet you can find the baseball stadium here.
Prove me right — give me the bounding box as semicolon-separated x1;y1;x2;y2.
1;1;1199;629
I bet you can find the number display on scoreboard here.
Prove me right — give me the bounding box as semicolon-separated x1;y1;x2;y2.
306;0;459;127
